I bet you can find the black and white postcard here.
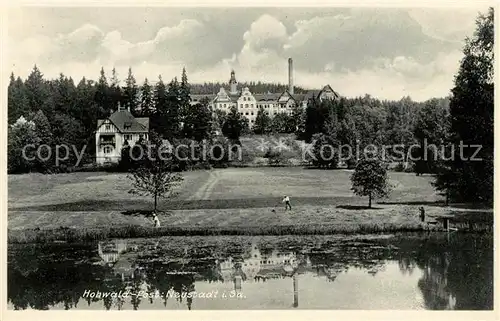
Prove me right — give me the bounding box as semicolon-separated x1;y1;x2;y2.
2;2;497;320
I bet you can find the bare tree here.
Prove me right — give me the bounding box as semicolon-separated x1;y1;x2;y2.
128;133;183;212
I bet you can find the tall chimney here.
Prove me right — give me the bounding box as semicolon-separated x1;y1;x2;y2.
288;57;294;95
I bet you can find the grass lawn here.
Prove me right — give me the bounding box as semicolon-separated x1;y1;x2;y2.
7;167;492;242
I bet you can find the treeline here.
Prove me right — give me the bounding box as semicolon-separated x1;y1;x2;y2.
190;81;308;95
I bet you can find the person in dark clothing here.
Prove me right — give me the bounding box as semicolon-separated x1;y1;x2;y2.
419;207;425;222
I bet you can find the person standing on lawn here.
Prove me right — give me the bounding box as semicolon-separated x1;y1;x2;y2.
283;195;292;211
152;213;161;227
419;207;425;222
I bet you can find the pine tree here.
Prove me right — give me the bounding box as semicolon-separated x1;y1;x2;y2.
141;78;154;116
52;73;77;115
109;67;122;111
222;106;246;143
32;110;53;145
124;67;139;114
183;99;212;141
8;73;29;123
165;77;181;139
179;67;191;123
152;75;168;136
75;77;103;137
253;107;271;134
24;65;50;116
94;67;111;113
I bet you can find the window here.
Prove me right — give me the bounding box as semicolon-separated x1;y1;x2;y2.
139;134;144;140
103;146;112;154
105;124;111;131
240;112;243;115
266;112;269;116
245;112;249;115
251;112;254;116
123;122;132;130
124;134;132;141
251;104;254;108
245;104;248;108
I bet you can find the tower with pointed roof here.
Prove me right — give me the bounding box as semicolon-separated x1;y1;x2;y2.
229;70;238;95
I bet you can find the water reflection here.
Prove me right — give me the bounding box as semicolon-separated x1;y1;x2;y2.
7;233;493;310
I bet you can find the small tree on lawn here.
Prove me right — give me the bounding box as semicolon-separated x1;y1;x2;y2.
128;133;183;212
350;157;390;208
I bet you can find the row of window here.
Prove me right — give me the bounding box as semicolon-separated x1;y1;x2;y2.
124;134;145;141
215;103;295;109
239;111;291;117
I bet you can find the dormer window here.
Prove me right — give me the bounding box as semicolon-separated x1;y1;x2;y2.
124;122;132;130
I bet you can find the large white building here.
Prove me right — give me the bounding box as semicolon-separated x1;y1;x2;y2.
190;58;340;127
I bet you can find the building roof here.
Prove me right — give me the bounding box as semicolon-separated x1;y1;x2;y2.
98;109;149;133
305;90;321;100
228;93;240;103
189;84;338;105
253;93;281;101
291;94;307;102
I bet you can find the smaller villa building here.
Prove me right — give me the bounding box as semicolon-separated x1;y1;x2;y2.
95;104;149;165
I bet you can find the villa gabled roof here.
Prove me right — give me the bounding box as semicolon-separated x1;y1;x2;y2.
97;109;149;133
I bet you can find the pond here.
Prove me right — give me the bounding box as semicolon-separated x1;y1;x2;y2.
7;232;493;310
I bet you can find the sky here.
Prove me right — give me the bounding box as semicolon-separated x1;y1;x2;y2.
7;6;490;101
